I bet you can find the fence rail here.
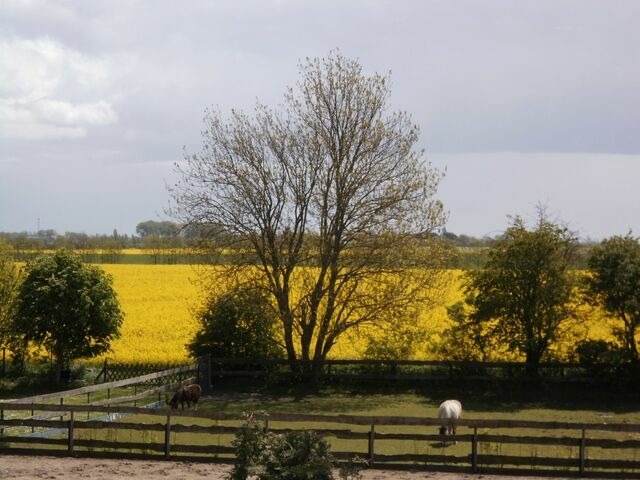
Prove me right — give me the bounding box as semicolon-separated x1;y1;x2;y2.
206;357;639;386
1;403;639;478
0;362;200;430
2;363;198;405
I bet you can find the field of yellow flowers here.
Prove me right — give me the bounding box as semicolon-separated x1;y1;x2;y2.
98;264;202;364
94;264;458;364
94;264;612;365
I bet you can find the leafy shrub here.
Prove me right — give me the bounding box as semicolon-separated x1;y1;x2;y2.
573;339;628;379
228;412;359;480
258;429;333;480
189;287;284;360
574;339;624;365
228;412;266;480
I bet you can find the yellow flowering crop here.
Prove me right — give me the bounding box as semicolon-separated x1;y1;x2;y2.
96;264;202;364
86;265;618;365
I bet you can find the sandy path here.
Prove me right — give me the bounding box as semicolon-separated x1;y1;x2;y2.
0;455;586;480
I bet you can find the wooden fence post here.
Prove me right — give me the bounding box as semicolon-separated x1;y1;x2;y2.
368;424;375;465
164;414;172;459
197;355;212;391
579;428;586;476
68;410;75;455
94;358;108;383
471;426;478;472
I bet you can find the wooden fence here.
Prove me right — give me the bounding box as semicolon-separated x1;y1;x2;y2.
0;403;639;478
1;362;198;414
206;357;639;386
93;359;199;384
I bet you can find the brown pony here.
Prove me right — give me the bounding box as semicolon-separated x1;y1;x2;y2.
167;384;202;410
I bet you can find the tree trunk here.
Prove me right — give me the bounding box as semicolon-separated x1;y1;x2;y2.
623;320;639;364
54;354;65;384
525;349;542;379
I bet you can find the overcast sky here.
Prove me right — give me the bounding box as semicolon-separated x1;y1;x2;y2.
1;0;638;240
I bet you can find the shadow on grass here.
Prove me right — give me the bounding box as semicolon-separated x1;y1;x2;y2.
203;376;640;417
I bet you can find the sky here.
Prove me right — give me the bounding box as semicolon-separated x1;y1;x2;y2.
1;0;639;240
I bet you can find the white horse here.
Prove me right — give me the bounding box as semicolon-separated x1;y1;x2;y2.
438;399;462;441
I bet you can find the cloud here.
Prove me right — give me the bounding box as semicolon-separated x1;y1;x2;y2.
0;36;117;139
34;99;116;125
1;0;638;236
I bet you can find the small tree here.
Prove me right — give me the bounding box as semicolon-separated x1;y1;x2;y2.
0;240;24;369
14;250;124;383
188;287;284;360
452;210;578;375
586;233;640;364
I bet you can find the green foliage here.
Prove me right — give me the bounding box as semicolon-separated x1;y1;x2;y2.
14;250;124;383
135;220;181;237
228;412;266;480
436;301;507;361
586;233;640;363
258;429;333;480
572;339;629;380
188;287;284;359
451;210;578;373
228;412;338;480
0;240;22;353
574;339;625;365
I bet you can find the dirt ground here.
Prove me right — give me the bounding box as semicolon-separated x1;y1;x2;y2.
0;455;587;480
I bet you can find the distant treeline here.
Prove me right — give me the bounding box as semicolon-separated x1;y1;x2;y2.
1;220;594;268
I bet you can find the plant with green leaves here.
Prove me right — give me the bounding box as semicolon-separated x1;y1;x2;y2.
259;429;333;480
0;240;24;368
228;411;337;480
585;233;640;364
188;286;284;360
449;210;578;375
14;250;124;383
228;412;266;480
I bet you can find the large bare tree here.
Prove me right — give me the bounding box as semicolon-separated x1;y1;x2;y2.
171;52;449;376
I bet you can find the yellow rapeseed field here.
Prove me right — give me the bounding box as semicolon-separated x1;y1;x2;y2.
96;264;461;364
97;264;202;364
92;264;616;365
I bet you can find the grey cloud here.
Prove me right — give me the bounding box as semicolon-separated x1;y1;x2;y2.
1;0;639;237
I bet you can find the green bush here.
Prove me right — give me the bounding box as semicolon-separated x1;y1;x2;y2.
189;287;284;360
228;412;357;480
574;339;625;365
258;429;333;480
